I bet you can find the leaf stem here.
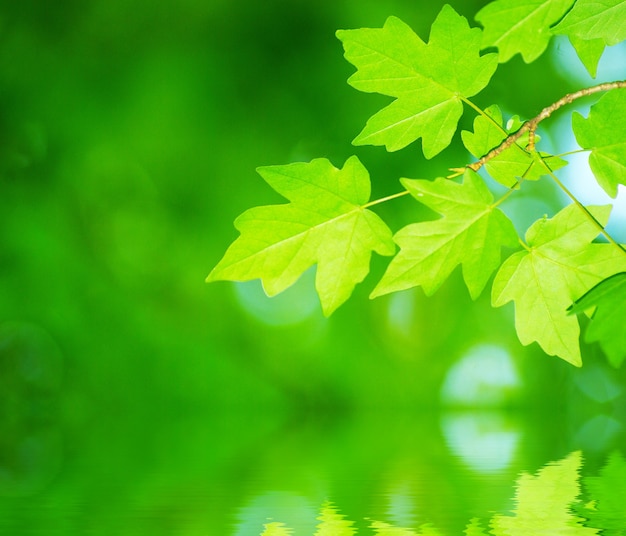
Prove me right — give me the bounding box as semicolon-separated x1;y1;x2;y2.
461;96;507;135
538;156;626;256
492;159;535;208
468;80;626;172
519;238;531;252
553;148;587;159
364;189;411;208
491;186;517;209
366;83;626;237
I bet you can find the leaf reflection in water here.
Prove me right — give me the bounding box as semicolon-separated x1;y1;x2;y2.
464;518;488;535
576;451;626;532
315;501;356;535
490;451;597;535
262;522;294;535
256;450;626;534
369;520;441;535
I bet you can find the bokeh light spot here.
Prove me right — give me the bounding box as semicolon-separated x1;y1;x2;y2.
441;412;520;473
234;268;321;326
440;345;520;408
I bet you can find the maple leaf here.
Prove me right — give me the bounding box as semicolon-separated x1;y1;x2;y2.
569;272;626;367
371;170;518;300
553;0;626;46
461;105;567;187
336;5;498;157
476;0;575;63
572;88;626;198
207;156;395;316
568;35;605;78
492;204;626;366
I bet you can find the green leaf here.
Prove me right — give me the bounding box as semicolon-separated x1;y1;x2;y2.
553;0;626;46
492;204;626;366
462;105;507;157
476;0;575;63
207;156;395;316
336;5;498;157
490;451;595;534
371;170;518;300
569;272;626;367
568;35;605;78
572;88;626;198
461;105;567;187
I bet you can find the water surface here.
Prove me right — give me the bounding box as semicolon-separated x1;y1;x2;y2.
1;407;625;535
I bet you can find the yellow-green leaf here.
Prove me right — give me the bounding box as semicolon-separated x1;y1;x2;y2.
492;204;626;366
476;0;575;63
568;35;605;78
553;0;626;46
569;272;626;367
572;88;626;198
371;170;518;300
461;104;567;187
336;5;497;157
207;156;395;316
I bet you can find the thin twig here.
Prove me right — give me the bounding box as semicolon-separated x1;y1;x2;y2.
468;80;626;172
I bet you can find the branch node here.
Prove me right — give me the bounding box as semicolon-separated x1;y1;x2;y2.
464;80;626;174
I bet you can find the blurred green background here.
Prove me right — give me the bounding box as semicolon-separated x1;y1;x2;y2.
1;0;626;534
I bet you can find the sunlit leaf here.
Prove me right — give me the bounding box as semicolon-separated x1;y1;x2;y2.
476;0;575;62
490;451;596;535
461;105;567;187
336;5;497;157
207;156;395;316
553;0;626;46
371;170;518;300
462;105;507;158
569;272;626;367
568;35;605;78
572;88;626;198
492;204;626;366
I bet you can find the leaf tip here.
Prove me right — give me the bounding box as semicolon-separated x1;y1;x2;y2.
320;305;335;318
467;285;483;302
351;132;366;147
369;286;386;300
335;28;348;42
205;265;223;284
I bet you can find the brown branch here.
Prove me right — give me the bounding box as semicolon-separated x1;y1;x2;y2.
467;80;626;172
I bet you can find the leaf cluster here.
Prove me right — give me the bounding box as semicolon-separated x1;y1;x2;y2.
209;0;626;367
